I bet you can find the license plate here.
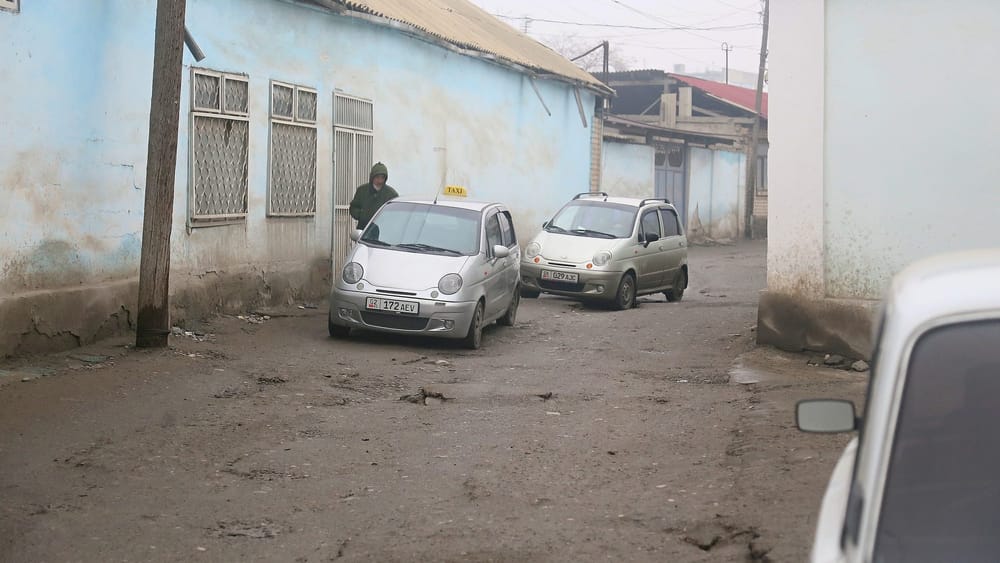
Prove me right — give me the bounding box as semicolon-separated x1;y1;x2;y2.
365;297;419;315
541;270;579;283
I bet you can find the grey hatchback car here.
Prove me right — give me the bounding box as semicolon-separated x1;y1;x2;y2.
328;198;521;349
520;193;688;309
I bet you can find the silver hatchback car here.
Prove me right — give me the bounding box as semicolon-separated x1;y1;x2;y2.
328;198;521;349
520;193;688;309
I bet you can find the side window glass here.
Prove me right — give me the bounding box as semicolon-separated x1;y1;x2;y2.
659;208;680;237
874;319;1000;559
498;211;516;246
640;210;661;240
485;214;502;256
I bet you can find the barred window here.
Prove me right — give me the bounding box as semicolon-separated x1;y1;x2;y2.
268;81;318;216
189;68;250;224
0;0;19;14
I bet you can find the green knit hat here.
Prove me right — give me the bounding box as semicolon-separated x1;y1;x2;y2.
370;162;388;181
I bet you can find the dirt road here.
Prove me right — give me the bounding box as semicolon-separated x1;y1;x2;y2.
0;242;866;562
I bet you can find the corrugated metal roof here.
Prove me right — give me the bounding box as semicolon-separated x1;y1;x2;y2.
327;0;610;93
669;74;767;119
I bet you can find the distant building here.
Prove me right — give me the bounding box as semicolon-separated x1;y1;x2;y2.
595;69;768;243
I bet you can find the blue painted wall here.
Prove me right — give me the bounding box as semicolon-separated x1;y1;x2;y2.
600;141;655;198
686;147;745;241
1;0;597;297
0;1;154;293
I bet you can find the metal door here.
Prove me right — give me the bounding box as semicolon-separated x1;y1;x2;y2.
655;144;687;228
332;93;374;276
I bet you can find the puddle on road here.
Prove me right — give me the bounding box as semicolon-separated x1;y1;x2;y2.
728;362;778;385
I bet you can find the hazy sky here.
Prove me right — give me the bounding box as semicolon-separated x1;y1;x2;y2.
468;0;765;75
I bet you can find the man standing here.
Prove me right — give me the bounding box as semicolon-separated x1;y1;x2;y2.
349;162;398;230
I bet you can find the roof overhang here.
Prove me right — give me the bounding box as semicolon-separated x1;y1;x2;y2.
301;0;614;97
604;115;737;147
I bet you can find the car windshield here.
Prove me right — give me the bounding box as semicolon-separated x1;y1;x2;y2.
361;202;480;256
545;201;635;239
873;319;1000;561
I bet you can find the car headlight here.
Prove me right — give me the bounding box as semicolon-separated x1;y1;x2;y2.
438;273;463;295
342;262;364;284
593;251;612;267
525;242;541;258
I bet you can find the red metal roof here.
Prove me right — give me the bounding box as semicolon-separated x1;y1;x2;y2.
669;73;767;119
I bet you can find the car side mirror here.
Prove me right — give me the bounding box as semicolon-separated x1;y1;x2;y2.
643;233;659;247
350;229;363;242
493;245;510;259
796;399;858;433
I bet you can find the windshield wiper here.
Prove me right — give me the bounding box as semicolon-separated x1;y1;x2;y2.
396;243;462;255
363;239;392;247
545;224;568;233
570;228;617;239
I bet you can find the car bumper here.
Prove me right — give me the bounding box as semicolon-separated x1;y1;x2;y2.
329;287;477;339
520;261;622;300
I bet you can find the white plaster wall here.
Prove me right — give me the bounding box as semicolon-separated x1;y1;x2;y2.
766;0;827;298
823;0;1000;299
600;141;655;198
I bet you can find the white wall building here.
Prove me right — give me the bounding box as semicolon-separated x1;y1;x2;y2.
759;0;1000;358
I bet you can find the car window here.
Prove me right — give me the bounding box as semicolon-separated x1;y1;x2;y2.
498;211;516;247
360;202;480;255
659;208;681;237
485;213;503;256
640;210;661;240
874;319;1000;561
547;202;636;239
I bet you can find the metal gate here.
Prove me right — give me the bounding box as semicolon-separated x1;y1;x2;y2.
655;143;687;228
332;93;374;275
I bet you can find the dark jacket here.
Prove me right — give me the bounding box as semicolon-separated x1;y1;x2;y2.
349;162;398;229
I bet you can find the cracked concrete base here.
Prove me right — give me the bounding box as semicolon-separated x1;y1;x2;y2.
1;260;331;358
0;280;137;358
756;291;879;360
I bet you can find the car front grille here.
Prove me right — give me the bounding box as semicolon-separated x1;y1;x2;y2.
361;311;429;331
539;280;586;292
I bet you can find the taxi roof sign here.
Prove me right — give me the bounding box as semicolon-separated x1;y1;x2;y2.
443;185;468;197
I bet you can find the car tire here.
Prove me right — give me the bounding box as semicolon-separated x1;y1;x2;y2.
498;287;520;326
614;273;636;310
664;269;687;303
462;301;484;349
521;287;541;299
328;318;351;338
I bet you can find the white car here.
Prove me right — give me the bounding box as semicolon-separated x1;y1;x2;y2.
797;249;1000;562
328;198;520;349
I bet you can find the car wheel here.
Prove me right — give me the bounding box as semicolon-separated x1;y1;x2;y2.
498;287;520;326
462;301;484;349
664;269;687;303
521;287;541;298
328;317;350;338
614;273;636;310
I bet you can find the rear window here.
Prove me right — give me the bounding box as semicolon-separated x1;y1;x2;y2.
874;318;1000;561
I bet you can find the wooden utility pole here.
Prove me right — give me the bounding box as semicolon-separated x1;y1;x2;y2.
744;0;769;239
136;0;187;348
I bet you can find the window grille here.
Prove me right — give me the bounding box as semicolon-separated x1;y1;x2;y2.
189;68;250;223
268;81;318;216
